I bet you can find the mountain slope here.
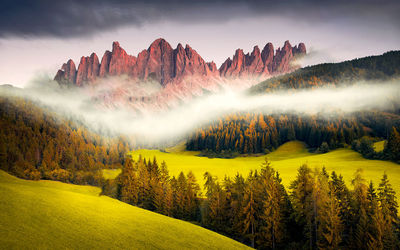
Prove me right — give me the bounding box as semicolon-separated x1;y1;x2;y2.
0;94;129;183
248;50;400;94
0;170;248;249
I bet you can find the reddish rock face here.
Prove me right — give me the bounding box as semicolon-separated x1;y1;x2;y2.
184;44;207;76
142;38;174;85
206;61;218;76
76;53;100;86
245;46;264;75
54;59;76;84
173;43;187;78
54;38;306;86
261;43;274;74
109;41;136;76
173;43;218;80
99;51;112;77
273;40;293;73
219;40;305;78
293;43;307;55
76;56;88;86
219;58;232;77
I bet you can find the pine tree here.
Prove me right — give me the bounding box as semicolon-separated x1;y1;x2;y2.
385;127;400;162
222;176;235;235
186;171;201;220
258;159;284;249
0;141;8;170
203;172;229;232
242;184;257;248
350;168;370;249
378;172;399;219
118;158;138;205
329;171;351;245
174;172;188;218
365;181;384;249
230;173;246;239
377;172;399;248
154;161;170;215
289;164;314;248
313;168;343;249
136;156;151;208
318;181;342;249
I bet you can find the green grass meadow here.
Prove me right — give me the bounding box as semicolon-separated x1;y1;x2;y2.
0;170;248;249
130;141;400;195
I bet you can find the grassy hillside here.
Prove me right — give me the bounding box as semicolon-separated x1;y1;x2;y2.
131;141;400;195
373;140;386;152
102;168;122;180
0;170;248;249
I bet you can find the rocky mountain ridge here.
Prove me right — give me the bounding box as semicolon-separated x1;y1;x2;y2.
55;38;306;87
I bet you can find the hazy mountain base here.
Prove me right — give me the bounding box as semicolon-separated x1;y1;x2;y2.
186;51;400;159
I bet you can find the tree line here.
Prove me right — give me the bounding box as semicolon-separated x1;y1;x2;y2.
186;112;400;163
187;113;365;156
351;127;400;163
0;96;130;185
102;155;201;221
111;156;399;249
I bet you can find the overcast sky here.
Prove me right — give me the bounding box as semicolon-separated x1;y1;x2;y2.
0;0;399;87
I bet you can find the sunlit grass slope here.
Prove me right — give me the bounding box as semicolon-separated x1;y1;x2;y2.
132;141;400;195
102;168;122;180
0;170;248;249
373;140;386;152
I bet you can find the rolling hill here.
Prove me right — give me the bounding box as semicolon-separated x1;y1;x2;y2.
248;50;400;94
0;170;249;249
130;141;400;195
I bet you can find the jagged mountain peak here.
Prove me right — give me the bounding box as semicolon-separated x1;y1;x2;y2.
55;38;306;86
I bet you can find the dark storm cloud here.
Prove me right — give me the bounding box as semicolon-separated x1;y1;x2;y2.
1;0;399;38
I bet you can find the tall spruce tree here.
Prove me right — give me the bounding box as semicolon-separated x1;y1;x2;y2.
385;127;400;162
350;168;370;249
377;173;399;248
289;164;314;248
186;171;201;220
258;159;284;249
242;184;257;248
118;158;138;205
318;180;343;249
313;168;343;249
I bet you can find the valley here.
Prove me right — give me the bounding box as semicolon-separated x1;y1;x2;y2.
1;26;399;249
127;141;400;195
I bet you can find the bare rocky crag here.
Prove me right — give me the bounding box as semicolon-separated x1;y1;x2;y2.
55;38;305;86
54;38;305;110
